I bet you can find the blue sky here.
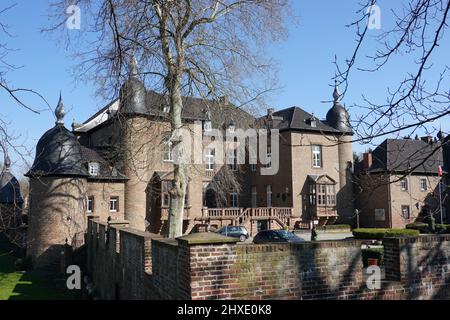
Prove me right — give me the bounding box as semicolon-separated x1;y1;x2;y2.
1;0;449;176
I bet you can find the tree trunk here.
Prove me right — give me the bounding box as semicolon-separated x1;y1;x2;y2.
168;73;187;238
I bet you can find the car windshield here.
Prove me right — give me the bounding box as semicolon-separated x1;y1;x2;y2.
276;230;299;240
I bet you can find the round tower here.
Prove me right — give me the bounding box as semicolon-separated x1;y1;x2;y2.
326;81;354;223
0;154;24;246
119;57;149;231
26;95;88;268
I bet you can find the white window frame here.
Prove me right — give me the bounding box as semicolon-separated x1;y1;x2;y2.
227;148;237;171
266;146;272;169
163;141;174;162
419;178;427;191
86;196;94;213
266;185;272;207
89;162;100;176
400;178;409;191
312;145;322;168
110;197;119;213
203;121;212;133
205;148;215;171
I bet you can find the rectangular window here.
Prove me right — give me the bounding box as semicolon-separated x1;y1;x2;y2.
89;162;100;176
266;146;272;169
250;163;257;172
203;121;212;133
374;209;386;221
266;185;272;207
163;141;173;162
110;197;119;213
205;148;215;171
230;191;238;208
227;148;237;171
401;205;410;219
86;196;94;213
251;186;257;208
161;181;172;207
419;178;427;191
312;145;322;168
400;178;409;191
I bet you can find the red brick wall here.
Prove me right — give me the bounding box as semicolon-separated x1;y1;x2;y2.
87;220;450;300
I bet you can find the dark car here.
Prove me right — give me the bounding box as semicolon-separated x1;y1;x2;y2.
253;229;305;244
216;226;249;242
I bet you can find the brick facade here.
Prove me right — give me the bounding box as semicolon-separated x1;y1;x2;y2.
87;219;450;300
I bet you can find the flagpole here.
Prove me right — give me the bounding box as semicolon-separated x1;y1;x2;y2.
438;165;443;224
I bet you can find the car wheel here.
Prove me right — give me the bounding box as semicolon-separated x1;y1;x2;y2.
239;235;246;242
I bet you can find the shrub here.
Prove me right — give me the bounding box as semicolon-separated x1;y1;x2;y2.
14;255;33;271
362;248;384;267
436;224;450;234
352;228;419;240
406;222;429;234
317;224;351;231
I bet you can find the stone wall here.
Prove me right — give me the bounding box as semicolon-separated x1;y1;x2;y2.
87;219;450;300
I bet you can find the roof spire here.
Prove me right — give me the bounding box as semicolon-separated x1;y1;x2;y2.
55;92;66;125
333;79;341;103
129;55;138;78
4;153;11;171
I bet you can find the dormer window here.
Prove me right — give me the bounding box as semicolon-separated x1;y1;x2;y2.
88;162;100;176
310;118;317;127
162;105;170;113
228;122;236;133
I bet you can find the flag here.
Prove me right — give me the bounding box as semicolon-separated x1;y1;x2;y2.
438;165;443;177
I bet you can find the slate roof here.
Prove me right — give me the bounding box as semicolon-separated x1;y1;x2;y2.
75;90;255;134
26;124;89;178
361;139;443;175
0;170;23;204
80;146;127;181
269;106;340;133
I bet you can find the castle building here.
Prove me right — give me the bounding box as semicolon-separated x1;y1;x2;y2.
354;137;446;228
25;64;354;267
0;155;24;247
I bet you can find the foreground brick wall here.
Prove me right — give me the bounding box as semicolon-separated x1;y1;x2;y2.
87;220;450;300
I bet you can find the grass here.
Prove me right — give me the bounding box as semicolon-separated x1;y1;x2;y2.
0;251;79;300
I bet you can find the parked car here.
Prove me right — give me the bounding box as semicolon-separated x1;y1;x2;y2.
253;229;305;244
216;226;249;242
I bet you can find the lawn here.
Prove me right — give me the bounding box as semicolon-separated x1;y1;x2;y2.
0;251;79;300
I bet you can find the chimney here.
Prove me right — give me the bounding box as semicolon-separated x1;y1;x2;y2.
421;136;433;144
267;108;275;118
363;152;372;170
219;96;229;105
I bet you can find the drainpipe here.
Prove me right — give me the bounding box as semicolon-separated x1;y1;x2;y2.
388;176;393;228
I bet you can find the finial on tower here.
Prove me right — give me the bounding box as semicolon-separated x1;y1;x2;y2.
129;56;138;78
55;92;66;125
333;79;341;103
4;153;11;171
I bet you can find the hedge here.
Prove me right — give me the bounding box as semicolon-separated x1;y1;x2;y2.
352;228;419;240
362;248;384;267
406;223;450;234
317;224;351;231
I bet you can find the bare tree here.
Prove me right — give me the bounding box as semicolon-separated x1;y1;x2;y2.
48;0;293;237
336;0;449;143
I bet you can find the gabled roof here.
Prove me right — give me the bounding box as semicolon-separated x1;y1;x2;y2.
364;139;443;175
270;106;340;134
